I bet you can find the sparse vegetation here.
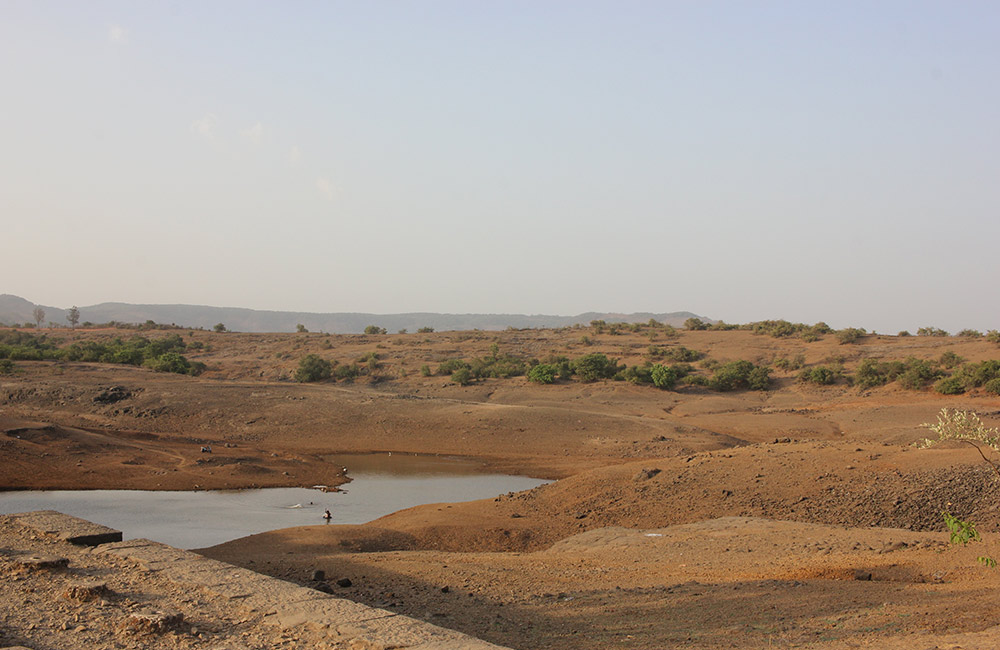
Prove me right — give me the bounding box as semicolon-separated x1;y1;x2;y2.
294;354;332;382
364;325;387;335
917;326;949;337
836;328;866;344
798;364;842;385
709;361;770;391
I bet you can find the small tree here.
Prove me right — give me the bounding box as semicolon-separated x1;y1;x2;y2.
213;323;227;333
66;306;80;329
684;317;708;331
295;354;332;383
364;325;387;335
296;324;309;333
32;307;45;328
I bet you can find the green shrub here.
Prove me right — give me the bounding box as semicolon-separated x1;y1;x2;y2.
984;378;1000;395
836;328;866;344
957;329;983;338
364;325;387;335
709;361;770;391
683;374;709;386
451;367;473;385
988;331;1000;344
935;376;966;395
799;365;841;385
420;364;432;377
684;318;708;331
898;330;911;337
708;320;739;331
896;358;942;390
650;364;680;389
617;365;653;385
0;359;14;374
939;351;965;369
334;363;359;380
527;363;558;384
774;355;805;371
295;354;332;382
437;359;470;376
571;353;619;382
917;326;949;337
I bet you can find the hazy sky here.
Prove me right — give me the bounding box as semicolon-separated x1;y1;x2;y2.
3;1;998;332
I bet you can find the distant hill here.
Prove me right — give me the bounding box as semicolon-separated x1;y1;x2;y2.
0;294;710;334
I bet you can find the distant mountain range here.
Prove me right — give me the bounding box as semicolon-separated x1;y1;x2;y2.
0;294;709;334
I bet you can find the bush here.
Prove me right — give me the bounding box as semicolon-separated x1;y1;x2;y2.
213;323;227;332
684;317;708;331
939;351;965;369
988;331;1000;344
984;378;1000;395
417;327;434;333
898;330;912;337
420;364;432;377
364;325;387;335
897;359;942;390
774;355;805;371
451;367;473;385
836;328;866;344
799;365;841;385
917;326;949;337
650;364;680;389
295;354;332;382
334;363;360;380
437;359;470;376
958;329;983;338
527;363;559;384
935;376;966;395
571;353;619;382
709;361;770;391
0;359;14;374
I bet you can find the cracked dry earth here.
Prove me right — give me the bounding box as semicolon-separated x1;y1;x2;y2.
0;514;369;650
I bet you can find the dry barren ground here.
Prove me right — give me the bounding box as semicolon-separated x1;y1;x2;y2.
4;325;1000;648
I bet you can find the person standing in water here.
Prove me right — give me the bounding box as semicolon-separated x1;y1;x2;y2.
323;509;332;521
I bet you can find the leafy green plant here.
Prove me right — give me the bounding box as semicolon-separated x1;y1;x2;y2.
957;329;983;338
709;360;770;391
295;354;332;383
917;326;949;337
798;365;841;385
364;325;387;335
943;511;980;545
420;364;432;377
684;317;708;331
0;359;15;374
451;367;473;385
571;353;619;382
836;327;866;344
527;363;558;384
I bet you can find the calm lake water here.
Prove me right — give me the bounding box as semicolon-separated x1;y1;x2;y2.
0;454;548;549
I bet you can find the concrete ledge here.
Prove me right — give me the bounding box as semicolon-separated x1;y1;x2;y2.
10;510;122;546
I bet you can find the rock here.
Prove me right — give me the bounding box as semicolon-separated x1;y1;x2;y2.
63;580;110;602
313;581;334;594
117;609;184;635
14;554;69;573
441;586;450;593
336;577;353;588
312;569;325;581
853;570;873;581
634;468;661;481
94;386;131;404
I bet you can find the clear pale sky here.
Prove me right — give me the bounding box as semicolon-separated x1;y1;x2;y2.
3;1;998;333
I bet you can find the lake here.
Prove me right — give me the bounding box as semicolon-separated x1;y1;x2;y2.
0;453;548;549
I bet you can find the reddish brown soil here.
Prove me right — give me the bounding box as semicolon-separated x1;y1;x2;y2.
4;326;1000;648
